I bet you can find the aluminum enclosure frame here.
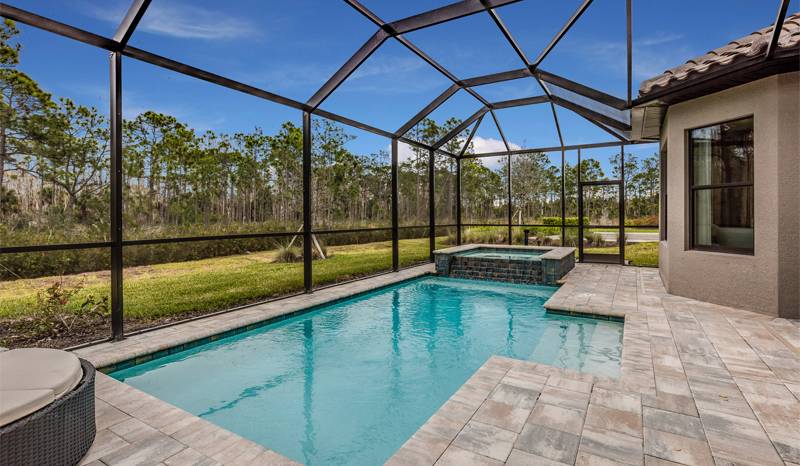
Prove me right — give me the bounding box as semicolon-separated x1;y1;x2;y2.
1;0;779;345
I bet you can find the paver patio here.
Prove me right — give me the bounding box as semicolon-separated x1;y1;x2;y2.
386;264;800;466
73;264;800;466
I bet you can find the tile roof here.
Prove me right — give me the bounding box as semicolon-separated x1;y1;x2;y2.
639;12;800;97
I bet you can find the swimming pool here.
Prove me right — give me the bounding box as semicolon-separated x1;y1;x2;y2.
112;277;622;466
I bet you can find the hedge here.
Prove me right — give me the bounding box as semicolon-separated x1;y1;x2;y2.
541;217;590;226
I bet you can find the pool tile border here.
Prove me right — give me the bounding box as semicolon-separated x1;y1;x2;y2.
97;271;436;375
545;308;625;323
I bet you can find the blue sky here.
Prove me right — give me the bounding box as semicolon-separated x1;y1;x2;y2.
12;0;798;172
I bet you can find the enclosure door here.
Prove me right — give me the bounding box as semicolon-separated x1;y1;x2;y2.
579;181;625;265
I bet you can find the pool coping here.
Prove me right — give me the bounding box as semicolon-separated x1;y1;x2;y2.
433;243;575;261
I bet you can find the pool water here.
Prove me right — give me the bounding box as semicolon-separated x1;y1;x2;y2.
457;249;545;260
113;277;622;466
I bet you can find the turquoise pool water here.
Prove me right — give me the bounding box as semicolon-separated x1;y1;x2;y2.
457;249;545;260
113;277;622;466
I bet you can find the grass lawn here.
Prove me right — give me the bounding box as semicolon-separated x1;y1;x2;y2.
582;241;659;267
0;237;447;320
589;228;659;233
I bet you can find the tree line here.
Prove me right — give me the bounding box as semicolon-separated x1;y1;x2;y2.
2;18;658;255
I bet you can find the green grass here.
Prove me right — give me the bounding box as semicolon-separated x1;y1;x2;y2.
588;228;659;233
582;241;659;267
0;237;447;320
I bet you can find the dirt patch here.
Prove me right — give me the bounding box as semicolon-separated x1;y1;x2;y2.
0;319;113;350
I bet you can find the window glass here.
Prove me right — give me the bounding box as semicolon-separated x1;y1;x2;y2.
693;187;754;251
691;117;753;186
690;117;754;253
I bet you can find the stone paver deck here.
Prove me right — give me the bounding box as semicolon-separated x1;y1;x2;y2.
74;263;800;466
386;264;800;466
75;265;435;466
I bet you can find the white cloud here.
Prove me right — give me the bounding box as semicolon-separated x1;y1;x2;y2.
139;3;258;40
339;56;444;95
638;31;685;47
350;56;427;80
397;141;416;162
561;29;696;81
86;1;258;40
388;136;523;169
468;136;521;155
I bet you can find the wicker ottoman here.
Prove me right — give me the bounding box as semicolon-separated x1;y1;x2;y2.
0;359;96;466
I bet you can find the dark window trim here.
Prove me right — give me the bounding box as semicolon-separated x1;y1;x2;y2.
687;115;754;255
690;181;753;191
689;244;756;256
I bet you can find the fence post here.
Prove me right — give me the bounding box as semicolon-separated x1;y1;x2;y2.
392;139;399;271
109;51;124;341
507;153;512;245
561;149;566;246
303;112;312;292
456;157;462;246
620;144;626;265
429;149;435;262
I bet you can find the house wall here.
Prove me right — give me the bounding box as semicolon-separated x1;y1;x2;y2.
659;73;800;317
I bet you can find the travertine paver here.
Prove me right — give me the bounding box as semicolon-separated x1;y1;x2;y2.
386;264;800;466
78;265;434;466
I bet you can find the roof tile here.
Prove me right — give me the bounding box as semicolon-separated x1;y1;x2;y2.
639;12;800;97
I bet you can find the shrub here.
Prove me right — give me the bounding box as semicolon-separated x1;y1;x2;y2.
540;236;555;246
13;280;109;341
274;243;301;263
461;227;509;245
625;216;658;227
310;242;329;260
563;228;581;248
512;227;537;244
589;232;605;247
541;217;590;226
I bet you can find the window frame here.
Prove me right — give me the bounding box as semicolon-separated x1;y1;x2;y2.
687;116;754;256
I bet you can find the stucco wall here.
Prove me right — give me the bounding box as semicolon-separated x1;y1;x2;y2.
659;73;800;317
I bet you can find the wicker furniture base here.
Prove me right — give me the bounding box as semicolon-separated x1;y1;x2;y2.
0;359;96;466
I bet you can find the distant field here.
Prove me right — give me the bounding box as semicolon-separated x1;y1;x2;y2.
0;237;446;320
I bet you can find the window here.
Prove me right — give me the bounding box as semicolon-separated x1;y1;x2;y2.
689;117;754;253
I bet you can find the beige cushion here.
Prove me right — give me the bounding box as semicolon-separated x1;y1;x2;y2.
0;349;82;398
0;389;54;426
